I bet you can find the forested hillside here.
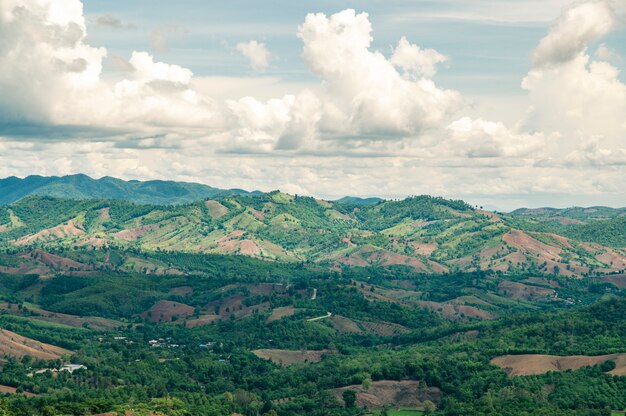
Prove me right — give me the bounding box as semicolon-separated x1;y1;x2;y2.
0;192;624;278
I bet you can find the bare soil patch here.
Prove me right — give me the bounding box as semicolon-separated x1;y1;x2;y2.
332;380;441;410
15;220;85;246
602;274;626;289
252;349;334;366
416;301;495;321
142;300;195;323
331;315;364;334
205;200;229;219
185;314;220;328
114;223;160;241
497;280;555;301
0;385;38;396
0;329;72;360
267;306;297;323
491;353;626;376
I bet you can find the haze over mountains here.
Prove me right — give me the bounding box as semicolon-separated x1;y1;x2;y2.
0;174;263;206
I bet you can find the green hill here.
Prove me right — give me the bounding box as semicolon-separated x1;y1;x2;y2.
1;192;624;277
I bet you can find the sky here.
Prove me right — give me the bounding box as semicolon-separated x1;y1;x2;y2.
0;0;625;210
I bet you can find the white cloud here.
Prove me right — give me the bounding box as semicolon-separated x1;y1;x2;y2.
236;40;270;70
390;36;448;78
531;1;614;66
0;1;625;208
298;9;460;137
446;117;549;158
522;1;626;151
595;43;620;61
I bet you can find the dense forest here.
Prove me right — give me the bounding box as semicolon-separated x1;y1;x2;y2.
0;251;623;415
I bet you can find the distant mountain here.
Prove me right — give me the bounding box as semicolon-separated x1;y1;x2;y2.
1;192;624;278
334;196;384;205
0;174;261;205
510;206;626;224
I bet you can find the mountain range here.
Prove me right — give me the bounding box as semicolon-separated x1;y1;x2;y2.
0;176;624;278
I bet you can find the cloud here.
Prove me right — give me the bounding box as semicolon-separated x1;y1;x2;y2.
390;36;448;78
531;1;615;66
446;117;549;158
0;1;625;208
297;9;460;138
522;1;626;149
94;14;135;30
595;43;620;61
236;40;270;70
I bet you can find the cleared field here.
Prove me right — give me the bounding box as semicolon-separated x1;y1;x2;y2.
0;329;72;360
142;300;195;323
252;349;333;365
491;353;626;376
0;385;38;397
332;380;441;410
185;314;220;328
331;315;363;334
266;306;297;323
0;303;121;331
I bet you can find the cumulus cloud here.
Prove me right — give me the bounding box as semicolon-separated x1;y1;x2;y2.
523;0;626;151
298;9;460;137
0;0;625;207
236;40;270;70
531;1;614;66
446;117;549;158
390;36;448;78
595;44;619;61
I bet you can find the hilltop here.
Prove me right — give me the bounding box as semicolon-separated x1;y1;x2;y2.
0;191;624;278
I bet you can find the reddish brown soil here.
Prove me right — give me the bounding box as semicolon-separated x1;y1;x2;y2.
248;208;266;221
491;353;626;376
205;200;228;219
602;274;626;288
15;220;85;245
332;380;441;410
339;246;431;273
411;242;438;256
331;315;363;334
359;321;409;336
497;280;555;301
142;300;195;323
595;249;626;269
0;385;38;396
0;303;119;331
503;230;562;262
252;349;334;365
169;286;193;296
114;223;160;241
99;207;110;220
416;301;496;321
0;329;72;360
267;306;297;323
185;314;221;328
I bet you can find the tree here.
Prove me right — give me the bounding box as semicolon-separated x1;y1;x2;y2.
342;390;357;408
423;400;436;415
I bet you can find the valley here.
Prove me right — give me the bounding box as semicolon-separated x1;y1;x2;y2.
0;179;623;415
